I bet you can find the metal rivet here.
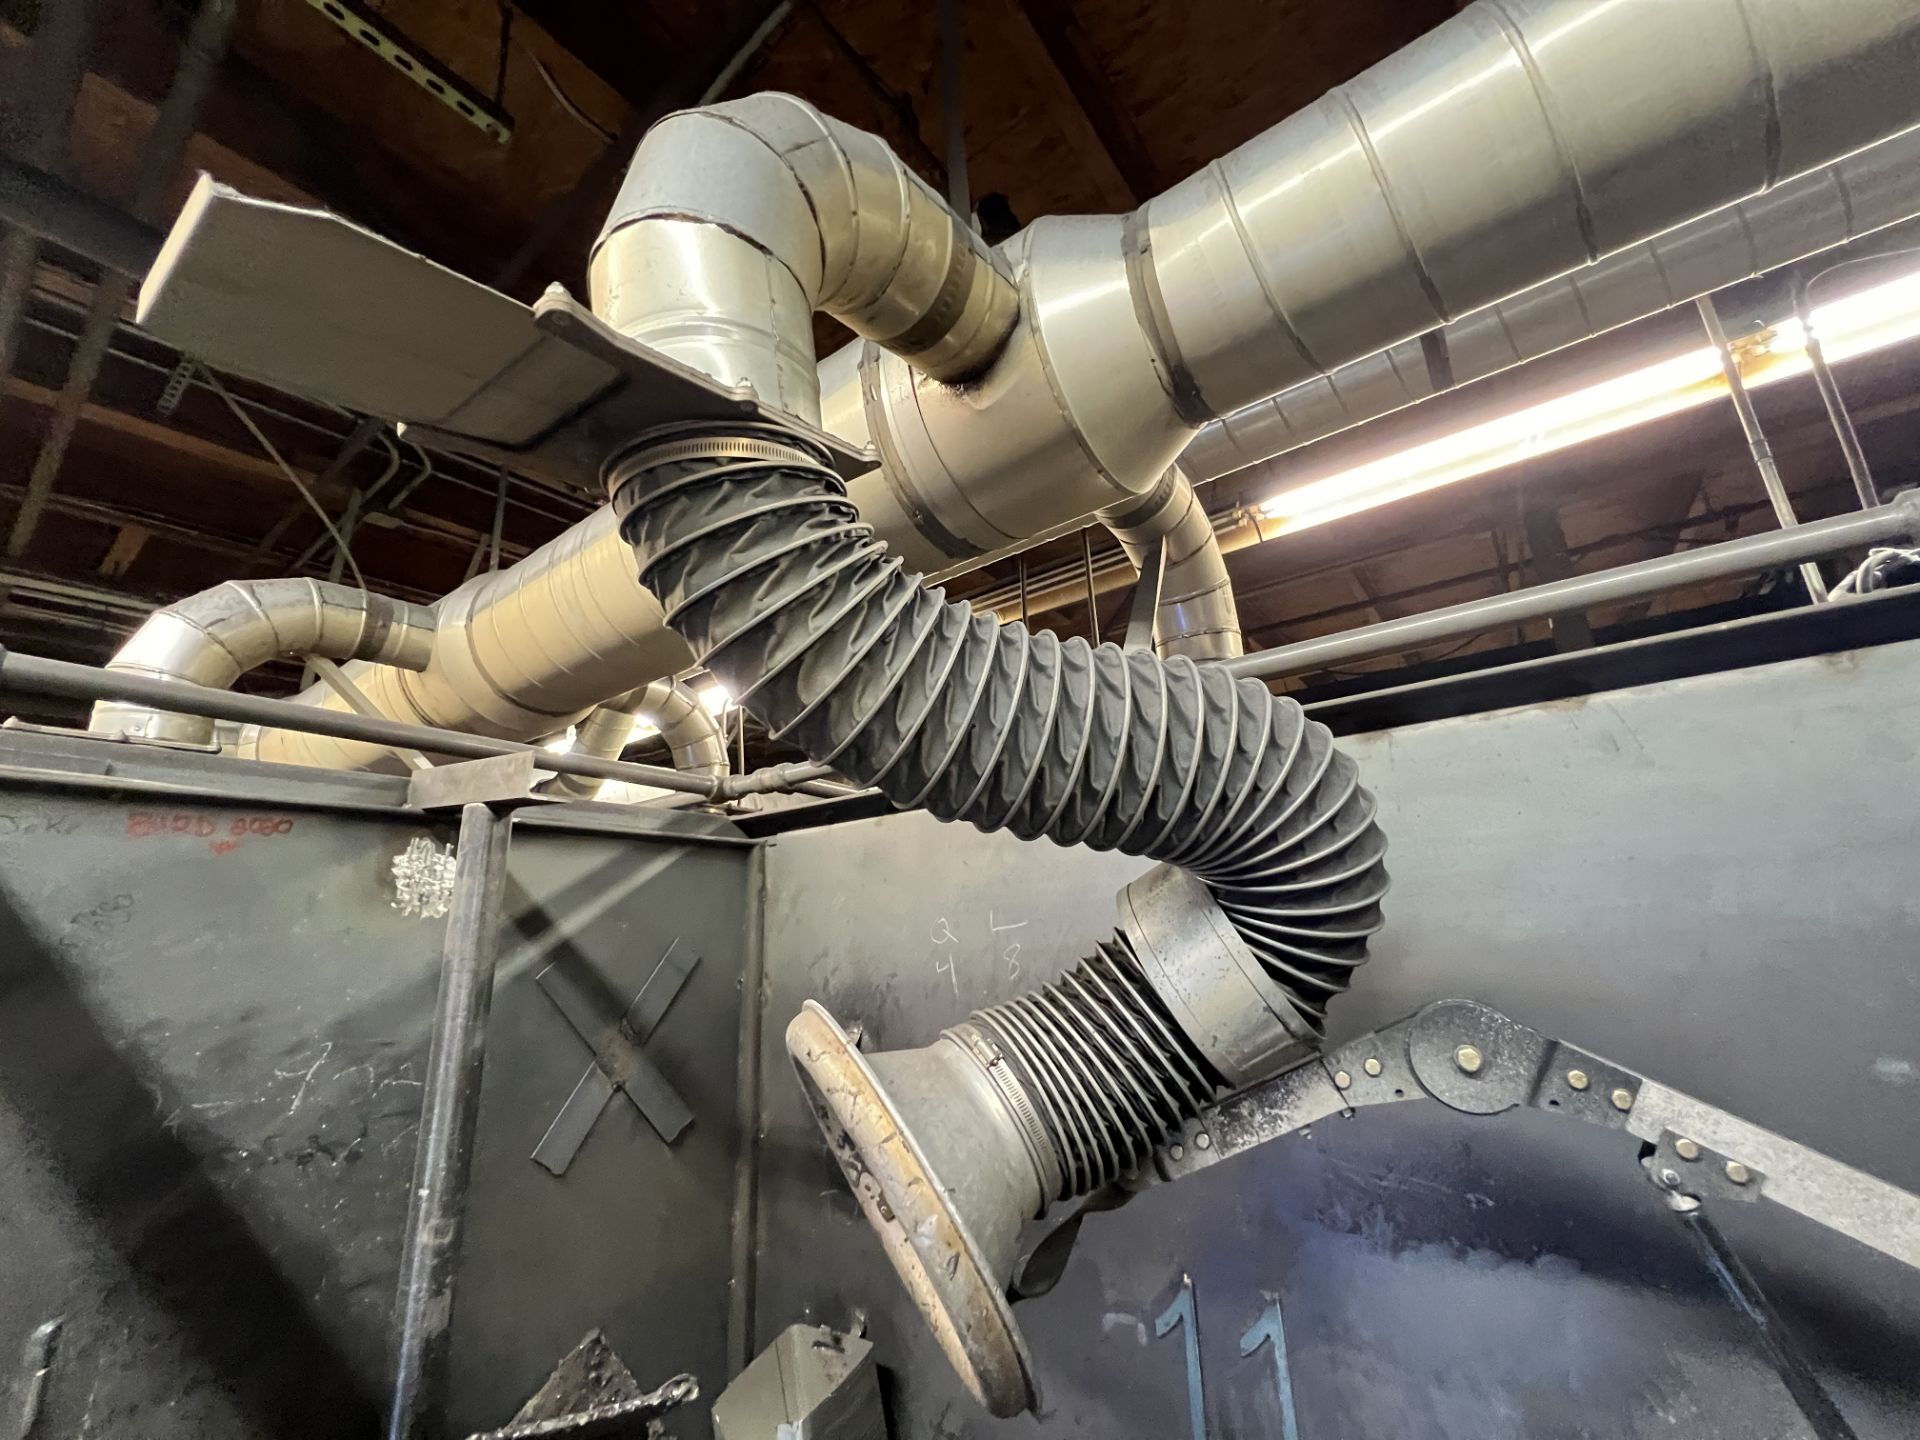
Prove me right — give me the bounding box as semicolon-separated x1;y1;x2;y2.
1674;1137;1701;1162
1333;1070;1352;1090
1658;1167;1681;1189
1566;1069;1590;1091
1195;1132;1212;1150
1454;1045;1484;1075
1725;1160;1751;1186
1610;1087;1634;1112
1169;1144;1185;1161
1363;1057;1382;1077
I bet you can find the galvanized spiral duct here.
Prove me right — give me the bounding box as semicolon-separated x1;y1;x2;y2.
962;933;1217;1201
611;424;1389;1032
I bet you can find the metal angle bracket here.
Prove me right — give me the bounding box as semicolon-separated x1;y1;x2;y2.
533;941;702;1173
134;180;876;498
408;751;548;811
402;287;877;492
465;1329;698;1440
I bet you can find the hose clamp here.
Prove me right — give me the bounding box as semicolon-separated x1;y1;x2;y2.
946;1021;1066;1205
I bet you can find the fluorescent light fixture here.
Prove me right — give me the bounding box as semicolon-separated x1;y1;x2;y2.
1255;264;1920;537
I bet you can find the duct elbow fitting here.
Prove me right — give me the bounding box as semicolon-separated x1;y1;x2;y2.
591;92;1019;424
90;578;435;747
1098;466;1243;662
546;676;728;801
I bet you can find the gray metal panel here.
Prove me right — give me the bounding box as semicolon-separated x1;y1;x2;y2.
0;772;752;1437
754;639;1920;1438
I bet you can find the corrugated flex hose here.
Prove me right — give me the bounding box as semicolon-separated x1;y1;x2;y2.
612;425;1388;1043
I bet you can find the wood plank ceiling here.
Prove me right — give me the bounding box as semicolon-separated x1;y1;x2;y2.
1;0;1915;750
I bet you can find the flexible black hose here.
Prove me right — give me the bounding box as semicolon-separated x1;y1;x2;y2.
613;426;1388;1029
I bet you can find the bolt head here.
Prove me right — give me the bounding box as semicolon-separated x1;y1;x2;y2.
1610;1087;1634;1112
1454;1045;1484;1075
1658;1167;1681;1189
1725;1160;1751;1186
1195;1132;1212;1150
1566;1069;1590;1091
1169;1143;1185;1162
1333;1070;1353;1090
1363;1057;1383;1077
1674;1137;1702;1162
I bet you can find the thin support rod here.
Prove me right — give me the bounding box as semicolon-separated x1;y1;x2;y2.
487;465;508;572
1221;496;1920;681
1017;554;1030;626
1792;275;1878;510
1695;294;1828;602
0;648;702;796
1675;1206;1859;1440
385;803;512;1440
937;0;970;218
1081;530;1101;647
0;646;846;801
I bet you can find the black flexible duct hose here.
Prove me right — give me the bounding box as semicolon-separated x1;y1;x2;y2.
612;424;1388;1032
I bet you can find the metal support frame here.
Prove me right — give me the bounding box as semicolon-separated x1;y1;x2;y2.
1694;294;1828;602
0;646;842;803
1222;495;1920;682
386;802;513;1440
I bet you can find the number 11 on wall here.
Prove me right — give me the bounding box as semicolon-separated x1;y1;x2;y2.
1149;1280;1302;1440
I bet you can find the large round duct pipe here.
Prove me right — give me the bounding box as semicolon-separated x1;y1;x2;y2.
230;0;1920;786
88;578;434;746
1179;121;1920;485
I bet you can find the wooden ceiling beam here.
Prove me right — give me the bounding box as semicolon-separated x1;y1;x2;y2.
1;377;532;569
1003;0;1156;206
796;2;948;189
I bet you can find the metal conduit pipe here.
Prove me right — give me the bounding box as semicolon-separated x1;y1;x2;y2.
590;91;1020;422
1094;467;1243;661
239;508;690;773
1220;495;1920;683
545;676;728;800
1178;123;1920;485
89;578;436;746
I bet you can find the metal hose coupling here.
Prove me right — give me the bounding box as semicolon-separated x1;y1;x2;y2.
611;421;1389;1414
